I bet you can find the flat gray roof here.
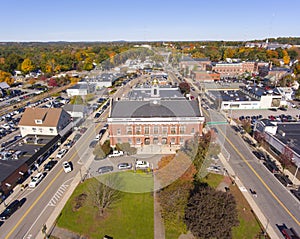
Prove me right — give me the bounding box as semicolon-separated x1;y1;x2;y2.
275;123;300;156
0;135;56;182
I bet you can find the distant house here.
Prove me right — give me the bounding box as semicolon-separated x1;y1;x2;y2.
18;108;72;137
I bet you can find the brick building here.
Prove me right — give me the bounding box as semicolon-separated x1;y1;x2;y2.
212;61;258;78
108;82;205;148
191;70;220;81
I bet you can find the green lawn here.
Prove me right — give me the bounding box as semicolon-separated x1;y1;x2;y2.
57;174;154;239
230;185;262;239
201;173;224;188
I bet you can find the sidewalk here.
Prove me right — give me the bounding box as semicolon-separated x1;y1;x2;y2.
36;153;95;239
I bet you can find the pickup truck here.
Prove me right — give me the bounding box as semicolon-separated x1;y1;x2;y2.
108;150;124;158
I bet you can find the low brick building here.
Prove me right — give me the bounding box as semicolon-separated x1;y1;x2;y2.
108;83;205;147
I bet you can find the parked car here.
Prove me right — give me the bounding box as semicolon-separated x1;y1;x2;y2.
207;165;221;173
135;160;150;169
98;166;113;174
118;162;132;170
290;188;300;201
64;140;74;149
252;151;265;160
28;172;44;188
263;160;280;173
62;161;72;173
0;199;24;220
108;150;124;158
274;173;293;187
43;160;58;171
56;149;68;159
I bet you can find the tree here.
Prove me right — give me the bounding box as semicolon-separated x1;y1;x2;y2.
70;95;83;105
88;176;122;216
280;145;293;172
282;50;290;65
179;82;190;95
0;70;13;85
185;185;238;239
48;78;58;87
159;180;193;234
21;58;34;74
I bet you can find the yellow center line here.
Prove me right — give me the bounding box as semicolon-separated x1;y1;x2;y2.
5;122;102;239
217;121;300;226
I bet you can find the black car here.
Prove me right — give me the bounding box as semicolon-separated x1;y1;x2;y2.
252;151;265;160
275;173;293;187
263;160;280;173
0;199;24;220
43;160;58;171
290;188;300;201
98;166;113;174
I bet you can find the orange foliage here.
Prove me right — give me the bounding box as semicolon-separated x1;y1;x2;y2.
156;152;196;186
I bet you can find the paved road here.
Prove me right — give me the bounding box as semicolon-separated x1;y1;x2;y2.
0;120;104;239
181;75;300;237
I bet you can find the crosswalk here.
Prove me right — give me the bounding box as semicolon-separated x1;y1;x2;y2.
48;184;69;207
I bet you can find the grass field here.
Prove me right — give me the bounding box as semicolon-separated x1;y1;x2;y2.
230;184;263;239
201;173;224;188
57;174;154;239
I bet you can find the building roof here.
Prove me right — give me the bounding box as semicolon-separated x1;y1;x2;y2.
68;84;88;90
63;104;87;113
275;123;300;157
19;108;67;127
0;82;10;89
110;99;201;118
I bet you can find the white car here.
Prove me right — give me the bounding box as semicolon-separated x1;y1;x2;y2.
56;149;68;159
62;161;72;173
108;150;124;158
28;172;44;188
135;160;150;169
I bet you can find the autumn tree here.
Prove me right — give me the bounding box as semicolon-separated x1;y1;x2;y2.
179;82;190;95
88;176;122;216
21;58;34;74
280;145;293;172
158;154;196;235
185;184;239;239
282;50;290;65
48;78;58;87
0;70;14;85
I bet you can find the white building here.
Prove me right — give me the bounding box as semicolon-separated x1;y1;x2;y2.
18;108;72;137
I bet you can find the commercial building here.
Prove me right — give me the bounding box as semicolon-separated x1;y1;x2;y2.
254;121;300;170
207;86;284;110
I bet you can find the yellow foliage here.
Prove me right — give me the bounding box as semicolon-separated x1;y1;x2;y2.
21;58;34;73
282;50;290;65
0;70;13;85
70;77;79;85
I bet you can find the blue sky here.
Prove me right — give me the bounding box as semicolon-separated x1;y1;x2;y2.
1;0;299;42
